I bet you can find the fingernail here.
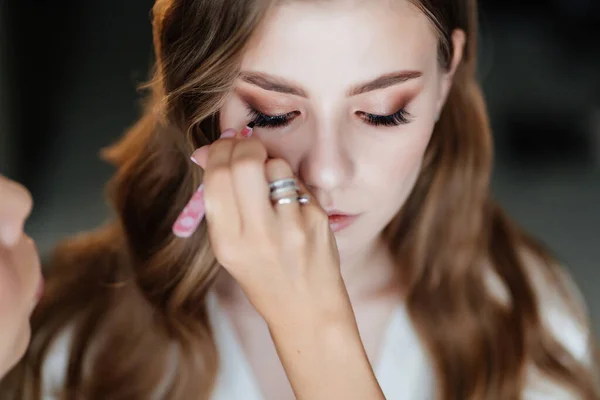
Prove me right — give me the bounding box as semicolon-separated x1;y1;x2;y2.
240;125;253;138
220;128;236;139
172;184;205;238
190;146;208;166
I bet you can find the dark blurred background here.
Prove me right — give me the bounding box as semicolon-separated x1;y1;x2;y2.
0;1;598;333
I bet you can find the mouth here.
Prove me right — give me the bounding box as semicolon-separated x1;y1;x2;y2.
326;210;360;233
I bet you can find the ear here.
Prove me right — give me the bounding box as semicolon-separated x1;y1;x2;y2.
435;29;466;118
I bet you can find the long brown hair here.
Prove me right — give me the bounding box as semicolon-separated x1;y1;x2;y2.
2;0;598;399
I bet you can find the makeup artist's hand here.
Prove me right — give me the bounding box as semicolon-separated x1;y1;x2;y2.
0;175;43;378
191;128;353;327
191;129;385;400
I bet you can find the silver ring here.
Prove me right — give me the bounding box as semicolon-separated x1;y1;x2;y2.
270;184;299;200
298;194;310;205
273;193;311;206
274;194;300;206
269;178;298;192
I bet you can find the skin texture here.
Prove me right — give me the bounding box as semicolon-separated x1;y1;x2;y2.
192;1;465;398
0;175;42;378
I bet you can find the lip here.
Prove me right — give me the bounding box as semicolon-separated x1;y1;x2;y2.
326;211;360;233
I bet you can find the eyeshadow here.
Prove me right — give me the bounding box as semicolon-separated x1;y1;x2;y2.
237;89;299;115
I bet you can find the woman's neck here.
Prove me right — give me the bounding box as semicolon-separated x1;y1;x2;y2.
214;236;400;310
339;236;400;300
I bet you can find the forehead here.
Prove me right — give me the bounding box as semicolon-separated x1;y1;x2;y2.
241;0;439;91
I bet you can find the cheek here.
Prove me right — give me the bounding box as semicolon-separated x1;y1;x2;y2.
356;82;439;197
360;123;432;196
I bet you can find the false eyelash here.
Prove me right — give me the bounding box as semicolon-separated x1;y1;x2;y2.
246;106;299;128
245;104;412;130
358;108;412;127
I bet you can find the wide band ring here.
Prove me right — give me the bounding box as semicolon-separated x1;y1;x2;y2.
270;184;299;200
269;178;299;202
268;178;311;206
269;178;298;192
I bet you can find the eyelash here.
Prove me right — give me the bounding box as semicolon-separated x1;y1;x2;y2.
356;109;411;127
245;105;412;129
246;106;300;128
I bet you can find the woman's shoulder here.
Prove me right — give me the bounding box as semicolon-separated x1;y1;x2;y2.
519;249;593;363
517;249;599;398
40;322;180;399
37;224;129;398
485;245;592;357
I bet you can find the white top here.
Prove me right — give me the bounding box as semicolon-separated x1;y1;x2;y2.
207;294;434;400
43;273;593;399
42;248;592;400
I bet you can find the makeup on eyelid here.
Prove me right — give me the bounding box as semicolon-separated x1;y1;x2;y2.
238;87;418;122
241;97;416;130
236;70;423;113
237;90;299;115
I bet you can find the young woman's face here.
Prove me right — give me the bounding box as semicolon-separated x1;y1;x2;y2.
220;0;455;260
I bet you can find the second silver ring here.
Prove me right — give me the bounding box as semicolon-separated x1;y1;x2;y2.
273;193;310;206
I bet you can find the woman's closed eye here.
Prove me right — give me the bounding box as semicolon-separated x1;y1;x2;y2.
355;108;412;127
246;106;300;128
246;105;413;129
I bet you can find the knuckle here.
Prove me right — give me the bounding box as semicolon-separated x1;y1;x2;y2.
265;158;292;175
231;157;262;176
231;138;266;160
205;165;231;186
245;138;268;156
210;137;233;152
212;240;239;266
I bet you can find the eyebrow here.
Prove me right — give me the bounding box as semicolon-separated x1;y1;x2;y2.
239;70;423;98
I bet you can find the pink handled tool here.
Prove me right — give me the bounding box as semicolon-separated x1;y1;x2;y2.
172;123;254;238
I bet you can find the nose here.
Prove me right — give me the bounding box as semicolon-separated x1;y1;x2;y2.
298;126;354;195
